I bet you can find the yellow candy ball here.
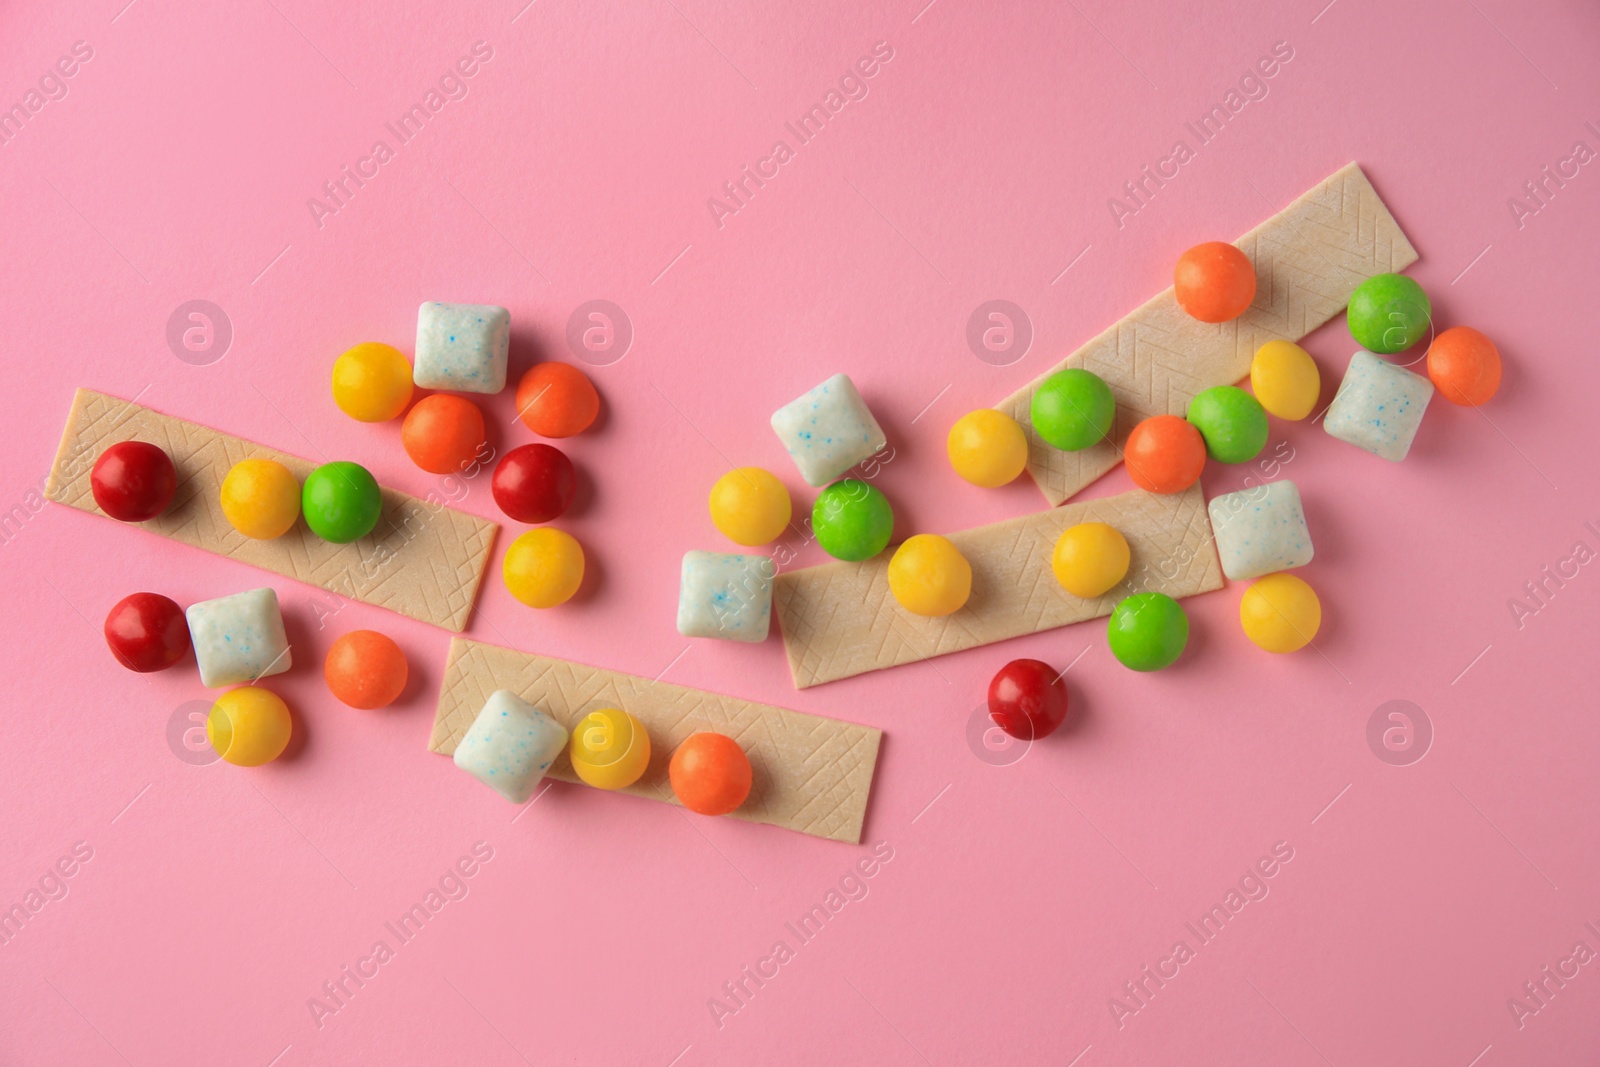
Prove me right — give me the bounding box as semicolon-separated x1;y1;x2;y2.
503;528;585;608
1250;340;1320;421
207;686;293;767
887;534;972;616
332;342;414;422
569;708;652;790
709;467;792;546
1239;572;1322;653
947;409;1029;488
220;458;301;540
1052;522;1130;599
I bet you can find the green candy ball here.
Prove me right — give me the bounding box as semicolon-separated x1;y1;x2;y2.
1348;273;1431;354
812;479;893;561
1187;385;1268;464
1031;369;1115;451
302;461;382;544
1107;592;1189;671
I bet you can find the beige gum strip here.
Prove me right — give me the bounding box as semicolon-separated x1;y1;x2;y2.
775;484;1219;688
428;637;883;843
1000;161;1419;506
45;388;497;632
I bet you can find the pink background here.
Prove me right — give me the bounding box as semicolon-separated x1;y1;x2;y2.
2;0;1597;1063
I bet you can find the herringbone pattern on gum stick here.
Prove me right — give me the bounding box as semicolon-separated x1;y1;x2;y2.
998;162;1418;506
428;638;882;844
45;388;497;631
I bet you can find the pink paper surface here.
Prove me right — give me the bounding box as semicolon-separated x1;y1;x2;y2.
2;1;1597;1063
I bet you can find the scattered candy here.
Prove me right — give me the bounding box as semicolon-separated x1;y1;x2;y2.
1031;369;1114;451
454;690;569;802
887;534;972;617
103;592;189;673
1239;573;1322;653
302;461;383;543
669;732;752;816
402;394;487;475
324;630;409;709
569;708;652;790
91;441;177;522
987;658;1070;740
516;362;600;438
331;342;414;422
186;587;292;688
1107;592;1189;671
1187;385;1268;464
503;528;584;607
1324;351;1434;462
947;409;1028;487
1124;415;1206;494
677;551;774;642
414;302;510;394
492;443;576;524
1051;522;1130;599
812;479;893;561
1250;340;1321;421
1208;480;1313;581
770;372;887;487
709;467;792;546
1347;273;1430;354
1427;326;1502;406
220;458;301;540
208;686;294;766
1174;242;1256;323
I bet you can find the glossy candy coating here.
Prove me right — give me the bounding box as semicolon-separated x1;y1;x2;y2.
1124;415;1206;494
402;394;486;475
569;708;652;790
1187;386;1269;464
207;686;293;766
1250;340;1321;420
708;467;791;546
502;528;584;607
1031;369;1114;451
887;534;972;617
104;592;189;672
812;480;893;561
1174;242;1256;323
669;732;752;816
987;658;1070;741
1239;573;1322;653
947;409;1028;487
91;441;177;522
1052;522;1130;599
1348;273;1431;354
302;461;382;543
1427;326;1502;406
220;458;301;540
516;363;599;438
331;342;413;422
492;444;576;524
1107;592;1189;671
324;630;409;709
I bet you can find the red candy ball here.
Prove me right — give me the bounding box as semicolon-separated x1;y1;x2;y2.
104;592;190;672
91;441;177;522
491;444;576;524
987;658;1070;741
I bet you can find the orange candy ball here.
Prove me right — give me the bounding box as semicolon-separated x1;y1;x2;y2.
402;394;486;474
1125;415;1207;494
1175;242;1256;323
669;732;753;816
516;363;599;438
324;630;409;709
1427;326;1502;406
